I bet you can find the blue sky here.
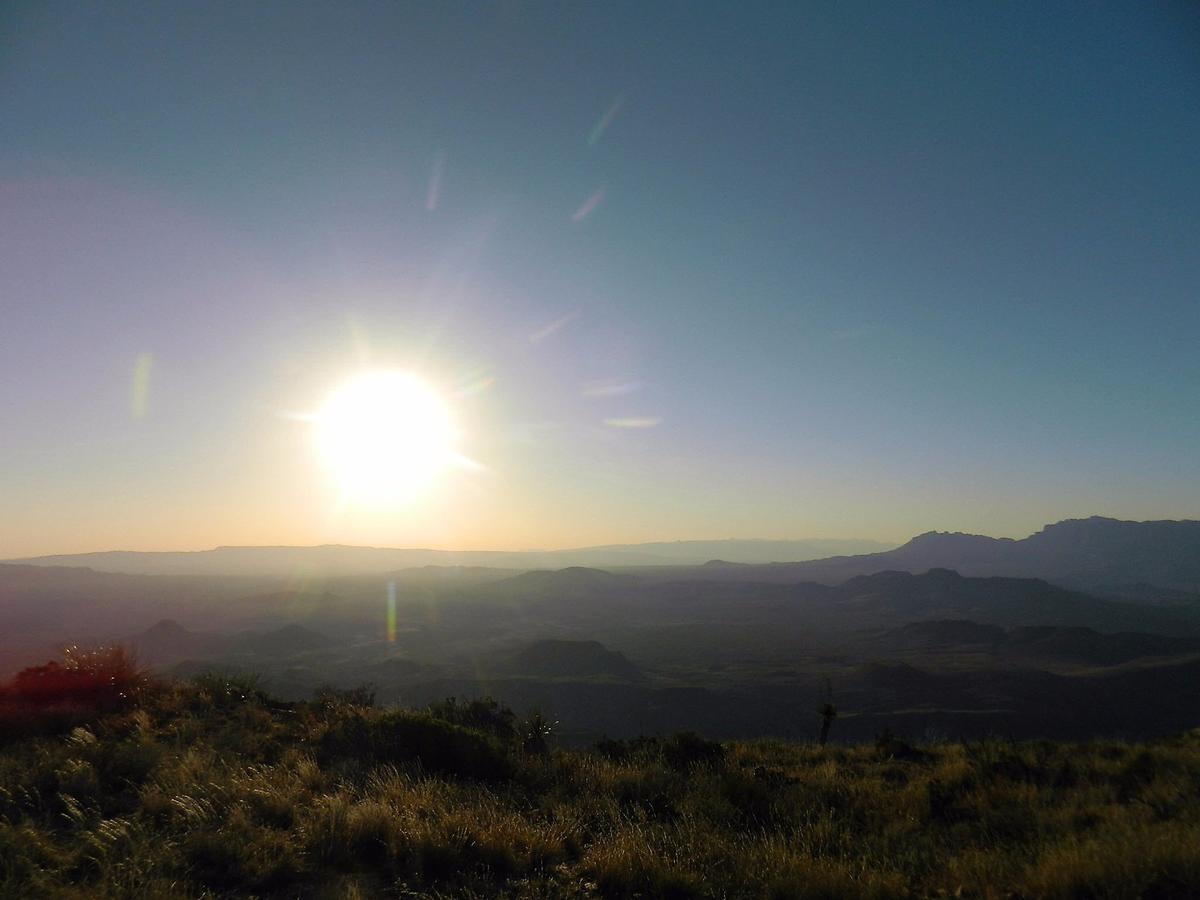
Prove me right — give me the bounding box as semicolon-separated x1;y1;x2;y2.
2;1;1198;554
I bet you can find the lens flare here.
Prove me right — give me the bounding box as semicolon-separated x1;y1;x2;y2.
426;150;445;211
131;352;153;418
387;580;397;642
582;378;641;397
604;417;661;429
588;95;624;146
529;311;578;343
571;188;605;222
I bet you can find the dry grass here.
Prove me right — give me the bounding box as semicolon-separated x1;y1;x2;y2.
1;662;1198;897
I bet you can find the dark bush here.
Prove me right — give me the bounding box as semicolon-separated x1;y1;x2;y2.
964;739;1040;784
183;830;249;890
0;646;146;739
593;851;704;899
426;696;517;740
192;671;268;709
519;710;556;755
594;735;663;763
594;737;630;760
662;732;726;771
313;683;376;710
96;739;163;793
875;729;927;762
716;769;776;824
927;775;975;824
6;646;144;706
321;710;514;780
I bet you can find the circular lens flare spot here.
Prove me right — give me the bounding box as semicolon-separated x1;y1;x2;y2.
315;371;457;504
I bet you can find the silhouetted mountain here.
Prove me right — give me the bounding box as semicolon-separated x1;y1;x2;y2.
888;518;1200;591
364;656;433;678
886;618;1200;666
230;624;334;656
16;518;1194;594
5;538;894;577
891;620;1007;645
505;640;644;681
378;566;522;587
1003;626;1200;666
830;568;1198;633
576;539;894;564
127;620;334;665
661;518;1200;594
485;567;639;602
859;660;936;690
0;563;273;675
1094;583;1200;605
131;619;226;664
835;568;1081;620
432;565;1199;638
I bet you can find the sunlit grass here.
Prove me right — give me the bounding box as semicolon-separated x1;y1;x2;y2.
1;661;1198;897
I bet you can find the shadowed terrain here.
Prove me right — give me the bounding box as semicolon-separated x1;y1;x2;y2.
1;664;1198;899
3;520;1199;746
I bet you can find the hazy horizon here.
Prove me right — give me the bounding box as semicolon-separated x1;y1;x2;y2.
12;535;900;559
4;3;1198;557
13;514;1200;561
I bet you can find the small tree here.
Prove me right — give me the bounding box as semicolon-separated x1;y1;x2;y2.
519;710;557;755
817;678;838;746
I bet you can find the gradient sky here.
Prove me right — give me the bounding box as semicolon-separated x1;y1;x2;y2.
2;2;1198;556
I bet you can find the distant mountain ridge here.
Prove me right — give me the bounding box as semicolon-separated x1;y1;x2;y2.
504;639;645;682
888;618;1200;665
3;538;895;577
885;517;1200;577
668;518;1200;595
130;619;334;666
7;517;1198;594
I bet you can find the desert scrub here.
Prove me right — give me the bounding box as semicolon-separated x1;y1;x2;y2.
1;667;1199;898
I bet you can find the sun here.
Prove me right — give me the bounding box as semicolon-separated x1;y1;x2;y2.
314;371;458;504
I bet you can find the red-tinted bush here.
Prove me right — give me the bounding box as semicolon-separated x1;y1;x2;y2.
0;645;146;738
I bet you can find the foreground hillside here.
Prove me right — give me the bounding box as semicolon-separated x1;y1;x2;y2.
2;661;1199;898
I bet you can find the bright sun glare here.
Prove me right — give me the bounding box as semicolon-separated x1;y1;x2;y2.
315;371;458;504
